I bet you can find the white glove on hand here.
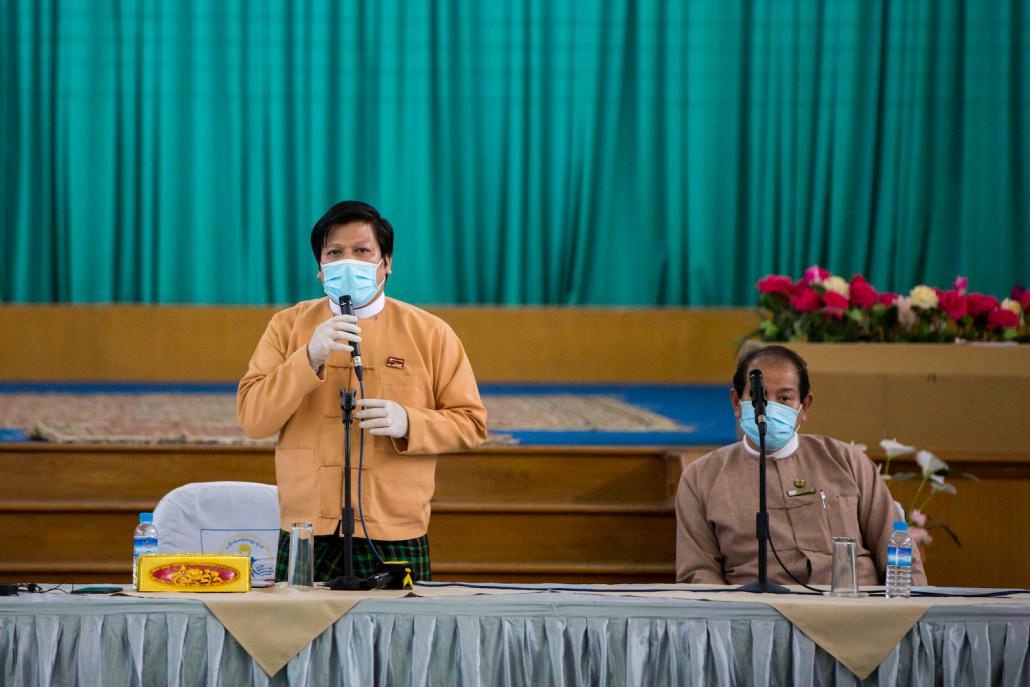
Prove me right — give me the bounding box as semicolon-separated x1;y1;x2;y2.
306;315;361;371
356;399;409;438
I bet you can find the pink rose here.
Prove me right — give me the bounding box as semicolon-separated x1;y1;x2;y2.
849;275;879;309
967;293;1000;319
909;509;927;528
802;265;830;285
953;276;968;295
757;275;794;295
897;297;918;330
938;290;968;321
790;288;821;312
878;292;899;306
987;307;1020;329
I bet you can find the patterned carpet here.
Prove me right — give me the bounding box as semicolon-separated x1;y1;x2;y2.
0;392;685;447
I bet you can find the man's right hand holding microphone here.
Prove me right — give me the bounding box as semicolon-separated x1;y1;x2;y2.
306;315;362;373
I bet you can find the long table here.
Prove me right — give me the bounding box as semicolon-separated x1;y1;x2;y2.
2;586;1028;686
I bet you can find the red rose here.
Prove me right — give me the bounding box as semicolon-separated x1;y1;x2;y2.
822;291;849;310
878;292;899;306
757;275;794;295
1013;285;1030;310
967;293;999;319
849;275;878;308
802;265;830;285
790;288;821;312
987;308;1020;330
938;290;968;321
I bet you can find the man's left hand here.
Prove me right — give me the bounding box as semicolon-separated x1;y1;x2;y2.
356;399;410;438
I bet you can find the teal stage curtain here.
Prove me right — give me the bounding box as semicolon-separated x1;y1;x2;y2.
2;1;1027;305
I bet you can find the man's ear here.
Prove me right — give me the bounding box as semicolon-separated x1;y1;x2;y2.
729;388;742;420
798;392;814;424
384;255;393;275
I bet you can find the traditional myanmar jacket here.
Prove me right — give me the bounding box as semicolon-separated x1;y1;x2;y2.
238;297;487;539
676;434;928;586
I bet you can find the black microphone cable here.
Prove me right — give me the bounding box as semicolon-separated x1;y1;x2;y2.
355;375;387;567
767;535;822;593
337;295;386;568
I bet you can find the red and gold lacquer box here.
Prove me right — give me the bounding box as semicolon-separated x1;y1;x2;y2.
136;554;252;592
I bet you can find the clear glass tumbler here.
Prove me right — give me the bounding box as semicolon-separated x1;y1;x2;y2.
829;536;859;597
287;521;314;589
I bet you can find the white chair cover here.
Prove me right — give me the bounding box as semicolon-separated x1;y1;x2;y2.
153;481;281;581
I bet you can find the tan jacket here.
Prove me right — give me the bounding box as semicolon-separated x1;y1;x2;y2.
676;434;928;587
238;297;487;539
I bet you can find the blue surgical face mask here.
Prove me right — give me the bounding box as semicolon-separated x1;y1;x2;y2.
321;258;383;307
739;400;801;452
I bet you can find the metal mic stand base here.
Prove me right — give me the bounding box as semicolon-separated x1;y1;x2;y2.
327;575;367;591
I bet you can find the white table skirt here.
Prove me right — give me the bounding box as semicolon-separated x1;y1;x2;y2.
1;590;1028;686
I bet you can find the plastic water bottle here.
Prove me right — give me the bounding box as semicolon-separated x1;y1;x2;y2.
133;512;159;588
885;520;913;598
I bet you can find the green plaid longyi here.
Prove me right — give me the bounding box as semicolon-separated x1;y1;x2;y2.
275;530;431;582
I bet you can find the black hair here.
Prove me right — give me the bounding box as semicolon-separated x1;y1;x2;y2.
733;344;811;399
310;200;394;265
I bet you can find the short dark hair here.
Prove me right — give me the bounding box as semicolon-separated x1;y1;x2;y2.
310;200;395;265
733;345;810;399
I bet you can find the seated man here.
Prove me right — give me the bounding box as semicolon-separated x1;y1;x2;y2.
676;345;927;587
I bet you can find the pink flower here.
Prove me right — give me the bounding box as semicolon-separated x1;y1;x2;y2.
878;292;900;306
757;275;794;295
790;288;822;312
849;275;879;309
802;265;831;285
953;276;968;295
938;290;968;321
897;297;918;330
987;307;1020;330
909;509;927;528
909;527;933;547
967;293;999;319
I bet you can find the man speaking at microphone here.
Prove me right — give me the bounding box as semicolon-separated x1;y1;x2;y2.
675;345;926;587
238;200;487;583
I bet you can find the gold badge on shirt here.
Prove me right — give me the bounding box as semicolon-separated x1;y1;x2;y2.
386;356;405;369
787;478;816;497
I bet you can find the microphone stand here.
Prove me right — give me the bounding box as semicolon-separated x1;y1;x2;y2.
326;293;412;591
738;391;789;594
328;389;364;590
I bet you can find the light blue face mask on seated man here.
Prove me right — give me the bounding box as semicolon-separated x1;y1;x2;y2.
322;258;383;307
739;400;800;452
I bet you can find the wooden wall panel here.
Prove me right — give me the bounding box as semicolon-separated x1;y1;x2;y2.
0;305;756;383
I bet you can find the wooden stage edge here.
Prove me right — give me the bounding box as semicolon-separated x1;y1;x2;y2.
2;441;1029;588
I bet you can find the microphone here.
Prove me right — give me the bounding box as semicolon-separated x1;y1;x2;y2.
338;295;364;382
749;369;767;428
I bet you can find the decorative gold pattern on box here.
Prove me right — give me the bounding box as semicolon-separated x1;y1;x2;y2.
136;554;251;592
